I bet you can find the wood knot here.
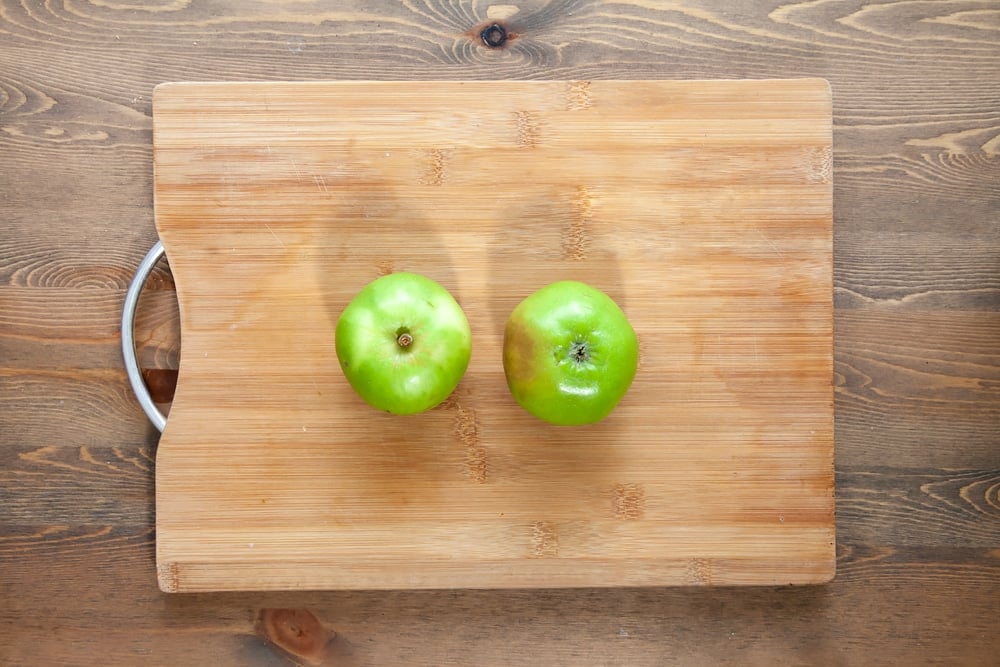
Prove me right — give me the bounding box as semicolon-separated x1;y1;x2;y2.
453;405;479;447
421;148;448;186
514;110;541;148
480;22;508;48
612;482;645;520
562;185;592;260
256;608;333;666
686;558;713;585
465;445;489;484
566;81;593;111
466;19;519;50
803;145;832;184
453;404;487;483
156;561;179;593
530;521;559;558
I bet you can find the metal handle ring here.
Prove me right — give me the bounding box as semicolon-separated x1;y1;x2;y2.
122;240;168;433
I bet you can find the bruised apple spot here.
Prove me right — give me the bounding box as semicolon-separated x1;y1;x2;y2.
503;318;537;386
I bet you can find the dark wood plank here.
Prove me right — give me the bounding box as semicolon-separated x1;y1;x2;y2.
834;234;1000;311
0;288;180;369
0;444;154;526
0;535;997;665
0;368;159;447
836;467;1000;546
835;310;1000;468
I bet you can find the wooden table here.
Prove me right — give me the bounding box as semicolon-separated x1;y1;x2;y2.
1;2;996;664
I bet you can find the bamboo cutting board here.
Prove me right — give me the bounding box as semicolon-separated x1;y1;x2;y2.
153;80;834;592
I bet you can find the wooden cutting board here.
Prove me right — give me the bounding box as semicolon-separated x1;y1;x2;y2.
153;79;834;592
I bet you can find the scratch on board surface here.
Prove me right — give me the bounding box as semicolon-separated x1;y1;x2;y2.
753;226;783;258
264;222;287;249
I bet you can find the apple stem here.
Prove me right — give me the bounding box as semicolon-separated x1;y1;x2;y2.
397;332;414;348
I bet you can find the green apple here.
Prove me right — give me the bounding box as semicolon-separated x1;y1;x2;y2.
335;272;471;414
503;281;638;425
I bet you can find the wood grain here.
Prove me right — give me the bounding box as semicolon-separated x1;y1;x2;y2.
4;443;994;549
0;443;154;525
0;537;997;665
1;0;998;662
0;287;179;369
835;310;1000;468
150;79;834;591
836;467;1000;546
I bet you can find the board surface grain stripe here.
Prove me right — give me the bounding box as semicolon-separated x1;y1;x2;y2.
153;79;834;592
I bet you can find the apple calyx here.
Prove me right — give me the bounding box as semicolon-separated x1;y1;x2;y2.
569;340;590;364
